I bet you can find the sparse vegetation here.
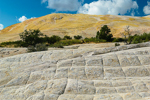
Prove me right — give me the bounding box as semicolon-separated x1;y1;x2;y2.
120;26;132;44
46;35;61;44
27;43;48;52
74;35;82;40
50;39;82;48
0;25;150;49
50;43;64;48
112;38;124;42
27;45;36;52
35;43;48;51
84;37;106;43
63;35;72;40
115;43;120;47
0;40;24;47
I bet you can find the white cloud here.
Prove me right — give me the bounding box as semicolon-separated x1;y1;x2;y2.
18;16;28;22
143;1;150;15
42;0;84;11
18;16;36;22
78;0;138;16
42;0;47;3
30;17;36;19
0;24;4;30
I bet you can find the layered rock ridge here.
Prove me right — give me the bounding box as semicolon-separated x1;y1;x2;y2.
1;42;150;100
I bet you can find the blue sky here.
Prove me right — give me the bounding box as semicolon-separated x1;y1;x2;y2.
0;0;150;30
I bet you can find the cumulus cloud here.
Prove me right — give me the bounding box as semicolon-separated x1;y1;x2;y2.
0;24;4;30
18;16;28;22
30;17;36;19
78;0;139;15
42;0;47;3
18;16;36;22
143;1;150;15
42;0;84;11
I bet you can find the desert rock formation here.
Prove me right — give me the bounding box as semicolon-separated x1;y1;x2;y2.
0;48;27;58
1;42;150;100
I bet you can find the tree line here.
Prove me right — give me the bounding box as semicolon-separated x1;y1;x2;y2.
0;25;150;52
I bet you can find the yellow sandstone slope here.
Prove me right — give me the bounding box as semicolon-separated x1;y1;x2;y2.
1;13;150;43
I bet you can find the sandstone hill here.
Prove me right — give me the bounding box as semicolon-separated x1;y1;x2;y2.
1;14;150;42
1;42;150;100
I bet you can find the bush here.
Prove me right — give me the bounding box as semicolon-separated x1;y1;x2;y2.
60;39;82;46
27;45;36;52
126;33;150;44
63;35;72;40
115;43;120;47
84;37;106;43
19;29;45;46
132;36;142;44
113;38;119;42
140;33;150;40
144;37;149;42
50;39;82;48
27;43;48;52
74;35;82;40
50;43;64;48
36;43;48;51
46;35;61;44
0;40;26;47
113;38;124;42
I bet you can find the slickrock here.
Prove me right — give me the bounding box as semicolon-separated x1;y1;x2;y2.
1;42;150;100
0;48;27;58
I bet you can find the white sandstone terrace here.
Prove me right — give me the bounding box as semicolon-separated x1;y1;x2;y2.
1;42;150;100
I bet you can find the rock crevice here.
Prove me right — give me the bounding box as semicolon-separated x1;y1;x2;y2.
1;42;150;99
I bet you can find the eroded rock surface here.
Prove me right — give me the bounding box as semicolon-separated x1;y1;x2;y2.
1;42;150;100
0;48;27;59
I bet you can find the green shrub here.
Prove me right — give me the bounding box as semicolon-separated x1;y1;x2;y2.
27;43;48;52
0;40;25;47
115;43;120;47
60;39;82;46
19;29;45;46
35;43;48;51
50;39;82;48
84;37;106;43
46;35;61;44
113;38;124;42
126;33;150;44
113;38;119;42
50;43;64;48
140;33;150;40
27;45;36;52
144;37;149;42
74;35;82;40
132;36;142;44
63;35;72;40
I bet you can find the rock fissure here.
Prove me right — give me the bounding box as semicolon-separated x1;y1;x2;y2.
1;43;150;99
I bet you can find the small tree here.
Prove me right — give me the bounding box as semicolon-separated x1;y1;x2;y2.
19;29;44;46
74;35;82;40
96;25;113;42
121;25;132;44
